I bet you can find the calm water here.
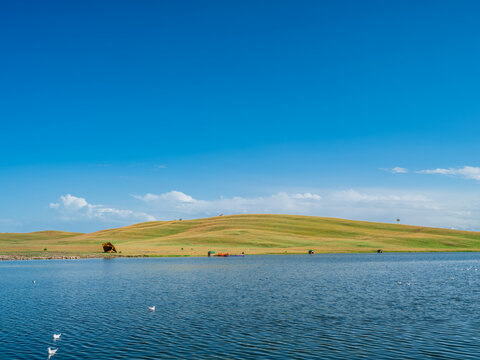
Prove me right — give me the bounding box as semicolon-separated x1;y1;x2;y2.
1;253;480;359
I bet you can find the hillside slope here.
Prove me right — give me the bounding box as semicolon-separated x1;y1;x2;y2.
1;215;480;257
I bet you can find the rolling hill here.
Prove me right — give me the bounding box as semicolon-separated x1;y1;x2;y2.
1;214;480;258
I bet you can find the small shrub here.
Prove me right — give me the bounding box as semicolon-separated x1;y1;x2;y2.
43;248;47;251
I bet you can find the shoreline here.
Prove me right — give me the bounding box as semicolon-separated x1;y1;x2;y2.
2;249;480;261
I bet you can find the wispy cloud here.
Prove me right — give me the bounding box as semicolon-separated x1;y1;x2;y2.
47;188;480;231
291;193;322;200
391;166;408;174
417;166;480;181
331;189;430;203
133;191;195;203
132;189;480;230
0;218;23;232
382;167;409;174
133;191;323;217
50;194;156;222
0;218;18;225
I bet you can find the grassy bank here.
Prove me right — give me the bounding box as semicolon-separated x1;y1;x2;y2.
1;214;480;259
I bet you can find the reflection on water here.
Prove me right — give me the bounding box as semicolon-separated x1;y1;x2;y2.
1;253;480;359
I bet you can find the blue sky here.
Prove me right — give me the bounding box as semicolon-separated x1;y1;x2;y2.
1;0;480;232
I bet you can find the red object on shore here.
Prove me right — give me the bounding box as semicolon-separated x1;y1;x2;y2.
217;253;229;257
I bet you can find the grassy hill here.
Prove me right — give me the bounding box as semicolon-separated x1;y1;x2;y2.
1;214;480;258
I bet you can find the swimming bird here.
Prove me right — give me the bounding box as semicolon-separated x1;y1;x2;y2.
148;306;156;311
47;347;57;357
32;280;36;284
53;333;61;340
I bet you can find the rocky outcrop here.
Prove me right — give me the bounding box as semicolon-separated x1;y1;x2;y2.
102;242;117;253
0;255;82;261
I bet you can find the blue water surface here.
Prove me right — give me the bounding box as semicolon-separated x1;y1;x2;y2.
1;253;480;359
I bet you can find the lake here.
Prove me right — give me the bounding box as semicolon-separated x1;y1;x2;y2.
1;253;480;359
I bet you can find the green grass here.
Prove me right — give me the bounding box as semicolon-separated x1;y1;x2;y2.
1;214;480;258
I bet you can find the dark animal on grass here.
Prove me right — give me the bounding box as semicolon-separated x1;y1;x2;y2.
102;242;117;253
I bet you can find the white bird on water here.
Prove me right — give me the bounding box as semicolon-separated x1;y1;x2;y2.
32;280;36;284
47;347;58;357
148;306;156;311
53;333;61;340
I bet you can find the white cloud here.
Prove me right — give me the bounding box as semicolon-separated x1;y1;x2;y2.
133;191;195;203
132;189;480;230
292;193;322;200
0;218;16;224
332;189;430;203
417;166;480;181
50;194;156;223
133;191;323;217
47;188;480;231
391;167;409;174
60;194;88;210
382;167;409;174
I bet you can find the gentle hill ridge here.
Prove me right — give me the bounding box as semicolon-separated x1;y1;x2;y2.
0;230;83;241
1;214;480;257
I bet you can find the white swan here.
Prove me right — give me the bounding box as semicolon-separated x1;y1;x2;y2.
148;306;156;311
53;333;61;340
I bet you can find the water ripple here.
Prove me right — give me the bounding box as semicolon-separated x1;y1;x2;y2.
2;253;480;359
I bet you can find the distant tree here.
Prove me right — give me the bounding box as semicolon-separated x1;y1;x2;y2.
396;218;400;224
